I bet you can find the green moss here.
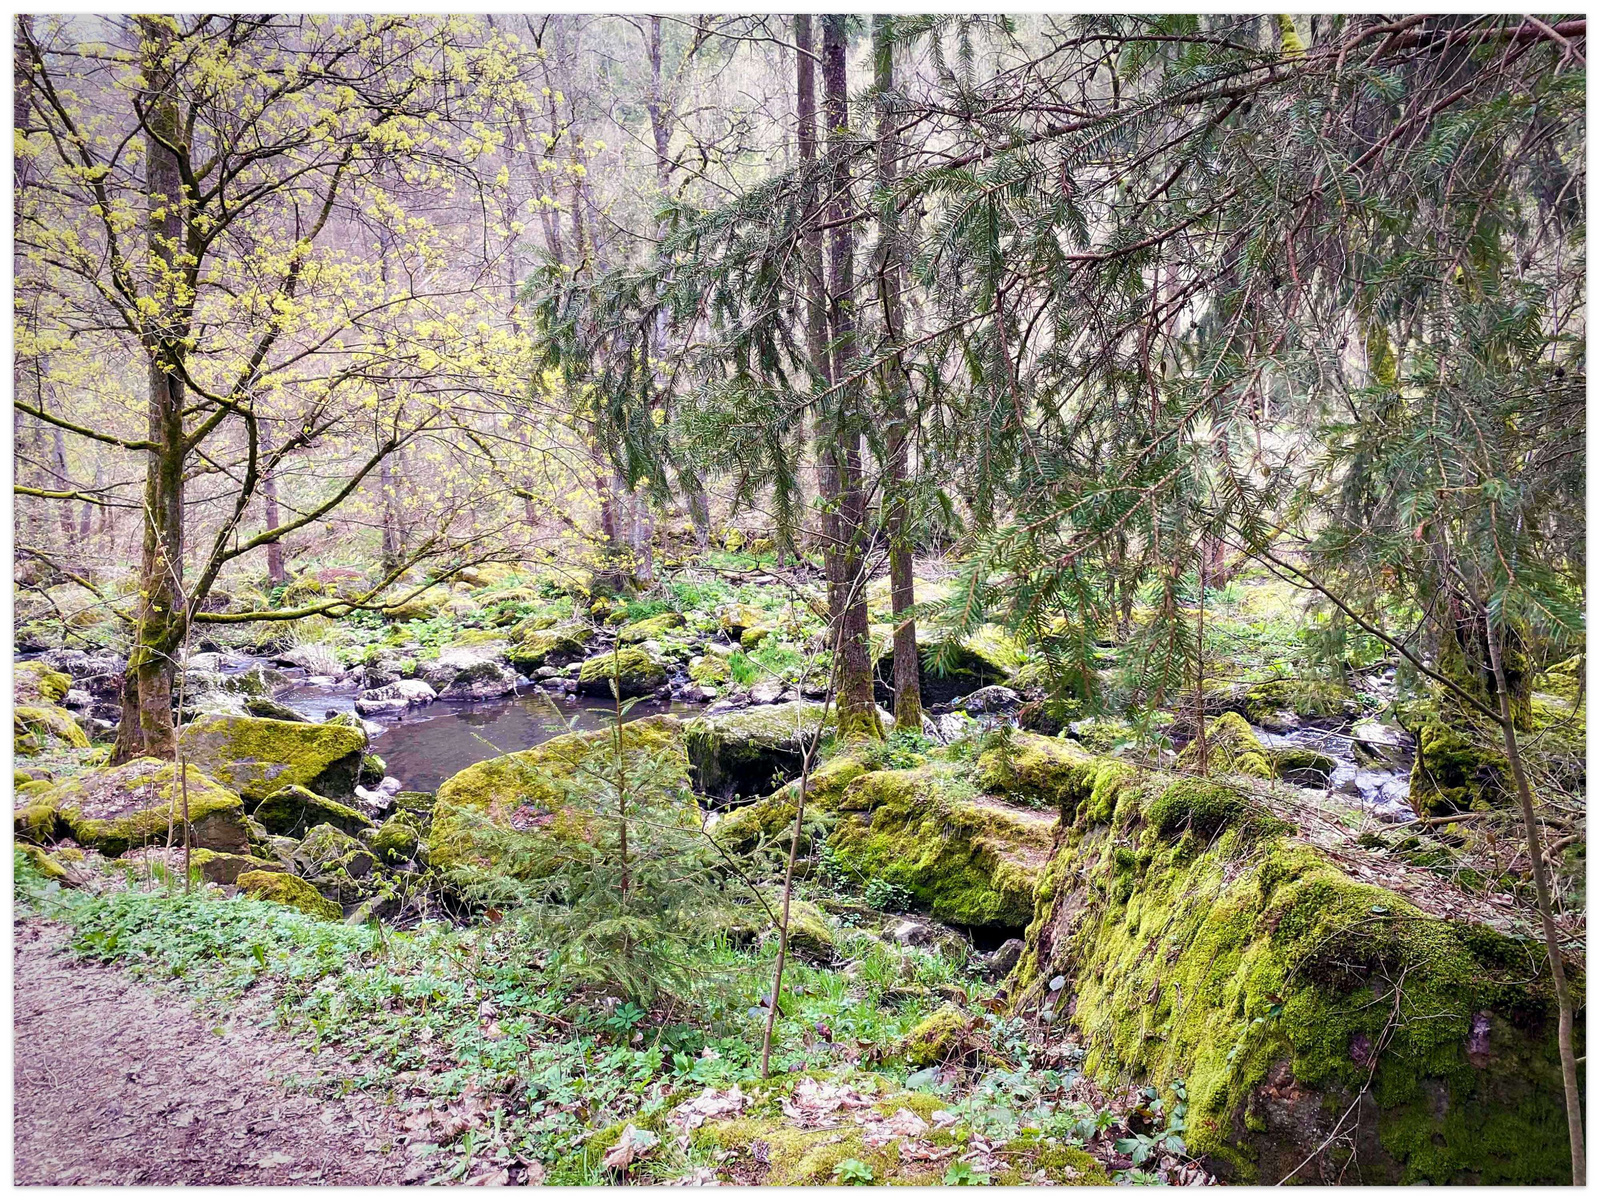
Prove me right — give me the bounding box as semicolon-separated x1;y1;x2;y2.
14;798;62;843
14;661;72;704
178;714;367;802
1266;746;1337;780
618;611;685;643
17;843;71;883
43;758;249;857
1241;679;1350;723
14;704;91;752
685;702;826;798
508;624;589;671
236;869;342;920
1011;757;1578;1183
428;716;690;878
1178;712;1272;779
827;763;1056;927
975;731;1099;815
902;1002;970;1066
575;647;667;698
1411;720;1508;815
250;784;374;837
687;655;730;686
188;849;282;885
371;817;419;864
713;755;869;855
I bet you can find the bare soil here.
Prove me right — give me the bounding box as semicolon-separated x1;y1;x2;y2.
13;918;408;1185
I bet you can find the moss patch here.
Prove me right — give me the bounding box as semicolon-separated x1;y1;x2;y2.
1178;712;1272;779
251;784;374;837
575;647;667;698
236;869;342;920
43;758;249;857
15;704;91;754
14;661;72;704
178;714;367;802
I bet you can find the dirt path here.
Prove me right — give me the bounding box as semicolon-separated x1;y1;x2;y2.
13;919;409;1185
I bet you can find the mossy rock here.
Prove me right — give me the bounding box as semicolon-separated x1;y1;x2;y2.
371;817;419;864
1177;712;1272;779
739;626;772;650
575;647;667;698
618;611;686;643
428;716;692;879
1012;759;1579;1184
177;713;366;802
891;624;1027;703
509;623;589;671
14;797;63;843
712;755;870;855
41;758;249;857
1267;745;1337;784
975;731;1100;815
717;603;766;636
1241;679;1352;725
827;762;1057;928
250;784;374;837
902;1001;972;1067
189;849;283;885
1066;716;1138;754
688;656;730;686
14;704;91;755
685;701;827;800
383;585;452;622
14;660;72;705
236;869;342;920
17;842;74;884
1410;720;1508;815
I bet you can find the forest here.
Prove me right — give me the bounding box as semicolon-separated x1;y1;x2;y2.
10;12;1587;1187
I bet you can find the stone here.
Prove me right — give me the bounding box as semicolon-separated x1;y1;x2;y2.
575;647;667;698
354;678;438;715
244;697;308;722
177;713;367;802
1350;720;1412;769
14;660;72;705
250;784;374;837
188;850;284;885
438;659;518;701
39;758;249;857
954;685;1021;714
236;870;342;920
618;611;686;643
685;701;827;800
508;624;590;672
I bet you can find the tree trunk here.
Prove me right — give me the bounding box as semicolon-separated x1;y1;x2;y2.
1486;619;1585;1185
115;17;188;763
874;16;921;733
796;16;834;556
259;419;287;586
821;15;881;741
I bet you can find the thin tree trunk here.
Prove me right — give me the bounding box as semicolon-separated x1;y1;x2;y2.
796;16;834;554
259;419;287;586
821;15;881;741
1193;551;1208;775
874;16;921;733
1486;618;1584;1185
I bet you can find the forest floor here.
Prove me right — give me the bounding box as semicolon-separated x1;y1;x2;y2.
13;918;407;1185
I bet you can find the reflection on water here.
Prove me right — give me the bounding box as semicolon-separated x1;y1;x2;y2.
276;683;692;793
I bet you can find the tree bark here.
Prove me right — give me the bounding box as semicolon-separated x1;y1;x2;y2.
874;16;921;733
115;17;188;763
821;15;881;741
796;16;835;555
259;419;287;586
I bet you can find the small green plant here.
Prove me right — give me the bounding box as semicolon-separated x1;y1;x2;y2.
943;1160;991;1186
832;1158;875;1185
863;877;911;912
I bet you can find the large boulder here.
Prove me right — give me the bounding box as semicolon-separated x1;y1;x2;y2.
14;660;72;705
685;701;828;801
576;647;667;698
508;623;589;672
14;704;91;757
177;713;366;802
618;611;686;643
30;758;249;857
826;760;1058;929
437;659;518;701
1177;712;1273;779
251;784;374;837
236;870;342;920
428;715;691;879
1008;759;1577;1184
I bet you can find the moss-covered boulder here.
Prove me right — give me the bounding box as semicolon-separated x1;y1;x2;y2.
1177;712;1273;779
902;1002;972;1067
14;704;91;756
250;784;374;837
188;849;283;885
688;655;730;686
1410;719;1508;815
895;625;1028;704
618;611;686;643
382;585;452;622
14;660;72;705
177;713;366;802
713;755;871;855
828;762;1057;928
1266;745;1338;785
1241;678;1352;728
685;702;828;801
508;623;589;671
236;869;342;920
717;603;766;636
428;716;692;879
1010;757;1578;1184
576;647;667;698
37;759;249;857
371;817;420;864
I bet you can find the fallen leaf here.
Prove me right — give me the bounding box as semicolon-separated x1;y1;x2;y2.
603;1124;660;1171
